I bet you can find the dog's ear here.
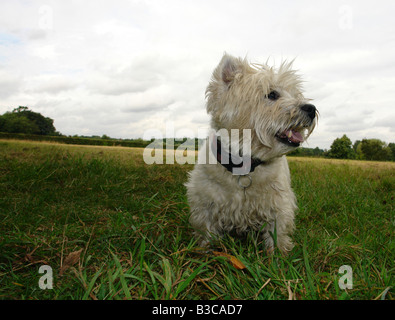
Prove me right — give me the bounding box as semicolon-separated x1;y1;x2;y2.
206;53;245;118
219;53;243;86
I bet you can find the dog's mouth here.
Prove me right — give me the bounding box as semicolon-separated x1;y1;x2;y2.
276;129;304;147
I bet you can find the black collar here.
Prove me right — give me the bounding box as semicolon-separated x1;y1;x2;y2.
211;137;265;175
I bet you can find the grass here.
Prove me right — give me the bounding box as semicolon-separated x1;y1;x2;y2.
0;139;393;300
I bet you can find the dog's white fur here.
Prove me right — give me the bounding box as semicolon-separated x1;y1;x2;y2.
186;53;317;253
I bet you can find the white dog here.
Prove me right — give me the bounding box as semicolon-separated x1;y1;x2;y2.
186;53;317;253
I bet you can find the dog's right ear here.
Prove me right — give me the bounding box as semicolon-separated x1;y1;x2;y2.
206;53;245;117
218;53;243;86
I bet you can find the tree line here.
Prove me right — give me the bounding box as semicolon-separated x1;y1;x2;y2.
290;134;395;161
325;134;395;162
0;107;394;161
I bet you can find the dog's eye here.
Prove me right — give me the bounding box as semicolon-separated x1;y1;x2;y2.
267;91;280;101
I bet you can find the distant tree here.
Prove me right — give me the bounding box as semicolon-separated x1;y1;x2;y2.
313;147;324;156
388;143;395;161
353;140;361;152
288;146;324;157
353;140;364;160
328;134;354;159
13;106;57;135
360;139;391;161
0;106;57;135
0;113;40;134
101;134;111;139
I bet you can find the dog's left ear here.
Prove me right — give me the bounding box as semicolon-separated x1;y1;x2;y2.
219;54;244;86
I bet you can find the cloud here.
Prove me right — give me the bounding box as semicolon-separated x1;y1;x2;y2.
27;75;79;94
122;100;174;114
374;116;395;130
0;73;21;99
86;59;163;96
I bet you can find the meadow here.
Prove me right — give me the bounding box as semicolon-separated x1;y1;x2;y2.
0;139;393;300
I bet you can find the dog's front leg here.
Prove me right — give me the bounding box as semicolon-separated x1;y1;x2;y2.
274;210;295;254
261;222;275;253
189;206;222;247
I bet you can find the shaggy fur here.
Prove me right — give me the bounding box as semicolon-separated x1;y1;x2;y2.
186;53;318;253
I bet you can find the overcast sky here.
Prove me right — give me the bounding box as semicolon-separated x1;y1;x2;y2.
1;0;394;149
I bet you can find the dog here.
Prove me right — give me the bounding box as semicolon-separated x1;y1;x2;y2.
185;53;317;253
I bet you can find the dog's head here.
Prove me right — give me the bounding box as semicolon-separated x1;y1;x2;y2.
206;53;318;161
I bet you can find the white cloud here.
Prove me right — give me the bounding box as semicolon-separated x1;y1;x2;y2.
0;0;394;149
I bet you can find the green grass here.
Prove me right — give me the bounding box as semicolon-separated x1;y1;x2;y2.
0;139;393;300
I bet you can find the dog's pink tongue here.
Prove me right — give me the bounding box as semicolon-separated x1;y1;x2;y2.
285;130;304;143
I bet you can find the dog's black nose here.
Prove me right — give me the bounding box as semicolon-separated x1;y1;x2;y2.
300;104;316;120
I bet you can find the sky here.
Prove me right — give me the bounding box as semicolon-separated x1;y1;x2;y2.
0;0;394;150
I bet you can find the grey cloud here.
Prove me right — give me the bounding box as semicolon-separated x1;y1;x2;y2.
122;100;175;113
122;104;164;113
0;77;21;98
374;116;395;129
26;29;48;41
31;78;78;94
87;63;162;96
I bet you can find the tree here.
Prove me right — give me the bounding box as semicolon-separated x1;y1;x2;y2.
0;113;40;134
353;140;364;160
360;139;391;161
13;106;56;135
288;146;324;157
388;143;395;161
0;106;57;135
328;134;354;159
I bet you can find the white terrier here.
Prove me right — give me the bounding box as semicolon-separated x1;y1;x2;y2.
186;53;317;253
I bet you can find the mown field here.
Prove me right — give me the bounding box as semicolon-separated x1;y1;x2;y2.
0;139;393;300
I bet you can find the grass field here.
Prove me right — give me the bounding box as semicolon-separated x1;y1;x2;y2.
0;139;393;300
